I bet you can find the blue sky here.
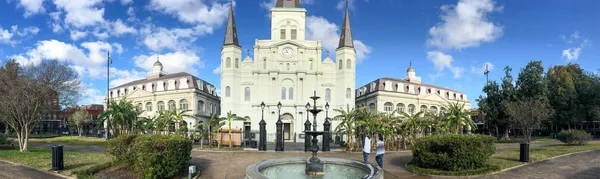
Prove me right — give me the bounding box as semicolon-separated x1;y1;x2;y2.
1;0;599;107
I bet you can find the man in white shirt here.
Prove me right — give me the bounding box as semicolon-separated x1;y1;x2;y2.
363;132;371;164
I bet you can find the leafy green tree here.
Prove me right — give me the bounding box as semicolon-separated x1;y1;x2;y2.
169;109;193;135
69;110;92;137
220;111;244;149
193;121;210;149
399;111;424;149
506;99;552;142
547;64;579;129
516;61;548;102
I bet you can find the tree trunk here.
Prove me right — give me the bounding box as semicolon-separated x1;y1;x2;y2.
208;132;212;149
78;127;82;137
200;136;204;150
501;126;511;140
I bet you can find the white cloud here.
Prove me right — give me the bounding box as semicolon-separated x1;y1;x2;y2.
336;0;360;11
148;0;230;29
0;27;15;44
133;51;204;76
80;84;107;104
140;24;211;52
470;62;494;74
112;43;124;54
110;19;137;36
561;31;580;44
126;7;136;21
562;47;581;61
427;51;464;78
8;40;123;78
305;16;372;62
14;0;46;17
260;0;314;10
70;30;88;41
212;65;221;74
52;0;105;28
109;68;147;88
427;0;503;50
120;0;132;5
11;25;40;36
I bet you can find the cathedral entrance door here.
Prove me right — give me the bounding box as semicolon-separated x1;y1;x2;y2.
280;113;294;141
284;123;291;140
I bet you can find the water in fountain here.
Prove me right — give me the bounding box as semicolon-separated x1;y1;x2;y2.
260;163;370;179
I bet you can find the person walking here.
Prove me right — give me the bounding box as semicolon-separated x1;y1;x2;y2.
363;132;371;164
375;134;385;168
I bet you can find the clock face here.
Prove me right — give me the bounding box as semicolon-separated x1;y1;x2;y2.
282;47;294;57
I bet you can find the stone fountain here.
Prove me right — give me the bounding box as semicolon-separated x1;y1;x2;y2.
245;91;384;179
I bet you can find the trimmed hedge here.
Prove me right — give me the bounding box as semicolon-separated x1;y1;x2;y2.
556;130;592;145
107;134;193;179
407;163;500;176
411;134;496;171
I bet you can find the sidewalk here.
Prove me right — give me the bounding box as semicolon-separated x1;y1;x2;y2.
0;160;66;179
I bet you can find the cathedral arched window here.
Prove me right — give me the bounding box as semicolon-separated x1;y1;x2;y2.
280;29;286;40
198;100;204;114
168;100;176;111
146;102;152;112
225;86;231;97
368;103;376;112
226;58;231;68
408;104;415;114
263;59;267;69
291;29;297;40
384;102;394;112
347;59;352;69
245;87;251;101
309;59;313;70
397;103;405;113
157;101;165;111
180;99;188;110
281;87;286;100
235;58;239;68
339;60;343;69
287;63;290;70
325;88;331;102
346;88;351;99
430;106;438;114
420;105;427;112
289;87;294;100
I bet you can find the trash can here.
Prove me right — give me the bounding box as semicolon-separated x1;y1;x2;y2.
520;142;529;162
52;145;64;170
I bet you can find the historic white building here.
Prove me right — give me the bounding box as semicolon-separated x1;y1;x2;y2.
106;59;220;129
356;63;471;116
221;0;356;142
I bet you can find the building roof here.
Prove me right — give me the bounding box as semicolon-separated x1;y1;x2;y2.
338;0;354;49
276;0;301;8
356;77;469;102
110;72;216;94
407;61;415;73
223;2;240;47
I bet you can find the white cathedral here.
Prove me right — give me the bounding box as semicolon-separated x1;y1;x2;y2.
221;0;355;142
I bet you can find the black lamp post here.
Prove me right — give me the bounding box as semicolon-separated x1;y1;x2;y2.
323;102;331;151
276;102;284;151
304;102;311;152
259;102;266;151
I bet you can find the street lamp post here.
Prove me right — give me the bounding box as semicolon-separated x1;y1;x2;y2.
259;102;266;151
304;102;311;152
105;51;112;140
275;102;283;151
323;102;331;151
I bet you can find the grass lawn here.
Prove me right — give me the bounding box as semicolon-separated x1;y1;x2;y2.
488;140;600;170
0;147;113;177
28;136;108;146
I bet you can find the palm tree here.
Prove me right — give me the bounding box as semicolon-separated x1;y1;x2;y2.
354;108;379;152
97;98;139;137
332;105;356;151
220;111;245;149
193;121;209;149
170;109;193;135
137;116;156;134
399;111;425;149
444;102;476;134
155;110;172;134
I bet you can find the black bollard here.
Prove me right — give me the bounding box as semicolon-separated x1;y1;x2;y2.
51;145;64;170
322;118;331;152
259;119;266;151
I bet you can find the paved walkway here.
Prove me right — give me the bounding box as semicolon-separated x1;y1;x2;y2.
474;150;600;179
0;161;64;179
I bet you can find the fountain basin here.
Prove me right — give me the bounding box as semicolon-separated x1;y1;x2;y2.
245;157;384;179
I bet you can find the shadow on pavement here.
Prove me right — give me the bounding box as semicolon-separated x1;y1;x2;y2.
390;155;412;168
568;167;600;179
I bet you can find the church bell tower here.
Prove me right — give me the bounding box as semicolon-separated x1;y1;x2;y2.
221;0;242;116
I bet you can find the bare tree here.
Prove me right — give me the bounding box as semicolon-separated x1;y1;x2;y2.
69;110;92;137
0;59;81;152
505;99;552;143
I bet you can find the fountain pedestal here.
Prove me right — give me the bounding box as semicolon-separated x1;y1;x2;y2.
305;131;325;176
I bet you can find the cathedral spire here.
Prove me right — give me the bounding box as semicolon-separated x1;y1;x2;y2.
276;0;301;8
223;0;240;47
338;0;354;49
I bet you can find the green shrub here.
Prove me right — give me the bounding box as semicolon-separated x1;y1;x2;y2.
107;134;138;165
107;134;192;179
556;130;592;145
411;134;496;171
0;134;10;145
